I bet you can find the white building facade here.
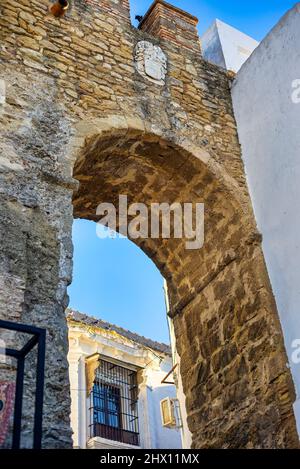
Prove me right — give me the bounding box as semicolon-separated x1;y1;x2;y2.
67;310;182;449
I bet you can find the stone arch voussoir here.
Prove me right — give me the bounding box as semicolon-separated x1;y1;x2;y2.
69;116;298;448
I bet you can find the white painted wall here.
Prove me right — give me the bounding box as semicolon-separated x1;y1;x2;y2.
231;3;300;435
164;283;192;449
141;358;181;449
201;19;259;73
68;321;182;449
172;350;192;449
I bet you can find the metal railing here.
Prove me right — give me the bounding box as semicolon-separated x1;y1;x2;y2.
89;358;140;446
0;319;46;449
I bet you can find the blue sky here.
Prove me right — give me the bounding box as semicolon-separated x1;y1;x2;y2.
69;220;169;343
68;1;295;344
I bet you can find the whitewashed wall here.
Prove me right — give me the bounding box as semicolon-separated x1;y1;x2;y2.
231;3;300;435
139;358;181;449
201;19;258;73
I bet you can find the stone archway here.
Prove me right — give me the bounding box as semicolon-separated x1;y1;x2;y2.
1;0;299;450
70;119;298;448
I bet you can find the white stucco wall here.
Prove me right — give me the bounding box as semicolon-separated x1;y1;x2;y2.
201;21;226;70
231;3;300;434
165;284;192;449
141;358;181;449
201;19;259;73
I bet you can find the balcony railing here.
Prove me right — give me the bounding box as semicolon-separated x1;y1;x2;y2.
92;423;139;446
89;358;140;446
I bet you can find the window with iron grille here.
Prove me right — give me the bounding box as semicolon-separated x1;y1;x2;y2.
89;358;140;446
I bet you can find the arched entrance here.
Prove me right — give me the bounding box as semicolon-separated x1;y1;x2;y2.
0;0;298;449
70;121;298;448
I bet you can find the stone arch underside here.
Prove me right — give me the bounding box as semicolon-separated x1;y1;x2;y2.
72;129;298;448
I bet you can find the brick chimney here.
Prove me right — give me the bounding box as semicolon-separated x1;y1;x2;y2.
139;0;201;54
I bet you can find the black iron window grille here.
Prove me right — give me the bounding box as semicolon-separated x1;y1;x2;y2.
0;319;46;449
89;358;140;446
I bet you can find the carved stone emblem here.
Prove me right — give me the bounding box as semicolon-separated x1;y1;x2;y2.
135;41;167;85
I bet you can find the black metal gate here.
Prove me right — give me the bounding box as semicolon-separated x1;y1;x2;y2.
0;320;46;449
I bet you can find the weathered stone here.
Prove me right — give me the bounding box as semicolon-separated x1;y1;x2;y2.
0;0;298;450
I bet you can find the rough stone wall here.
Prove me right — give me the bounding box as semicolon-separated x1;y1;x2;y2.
0;0;298;448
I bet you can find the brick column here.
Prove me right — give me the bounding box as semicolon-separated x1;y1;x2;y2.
139;0;201;54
